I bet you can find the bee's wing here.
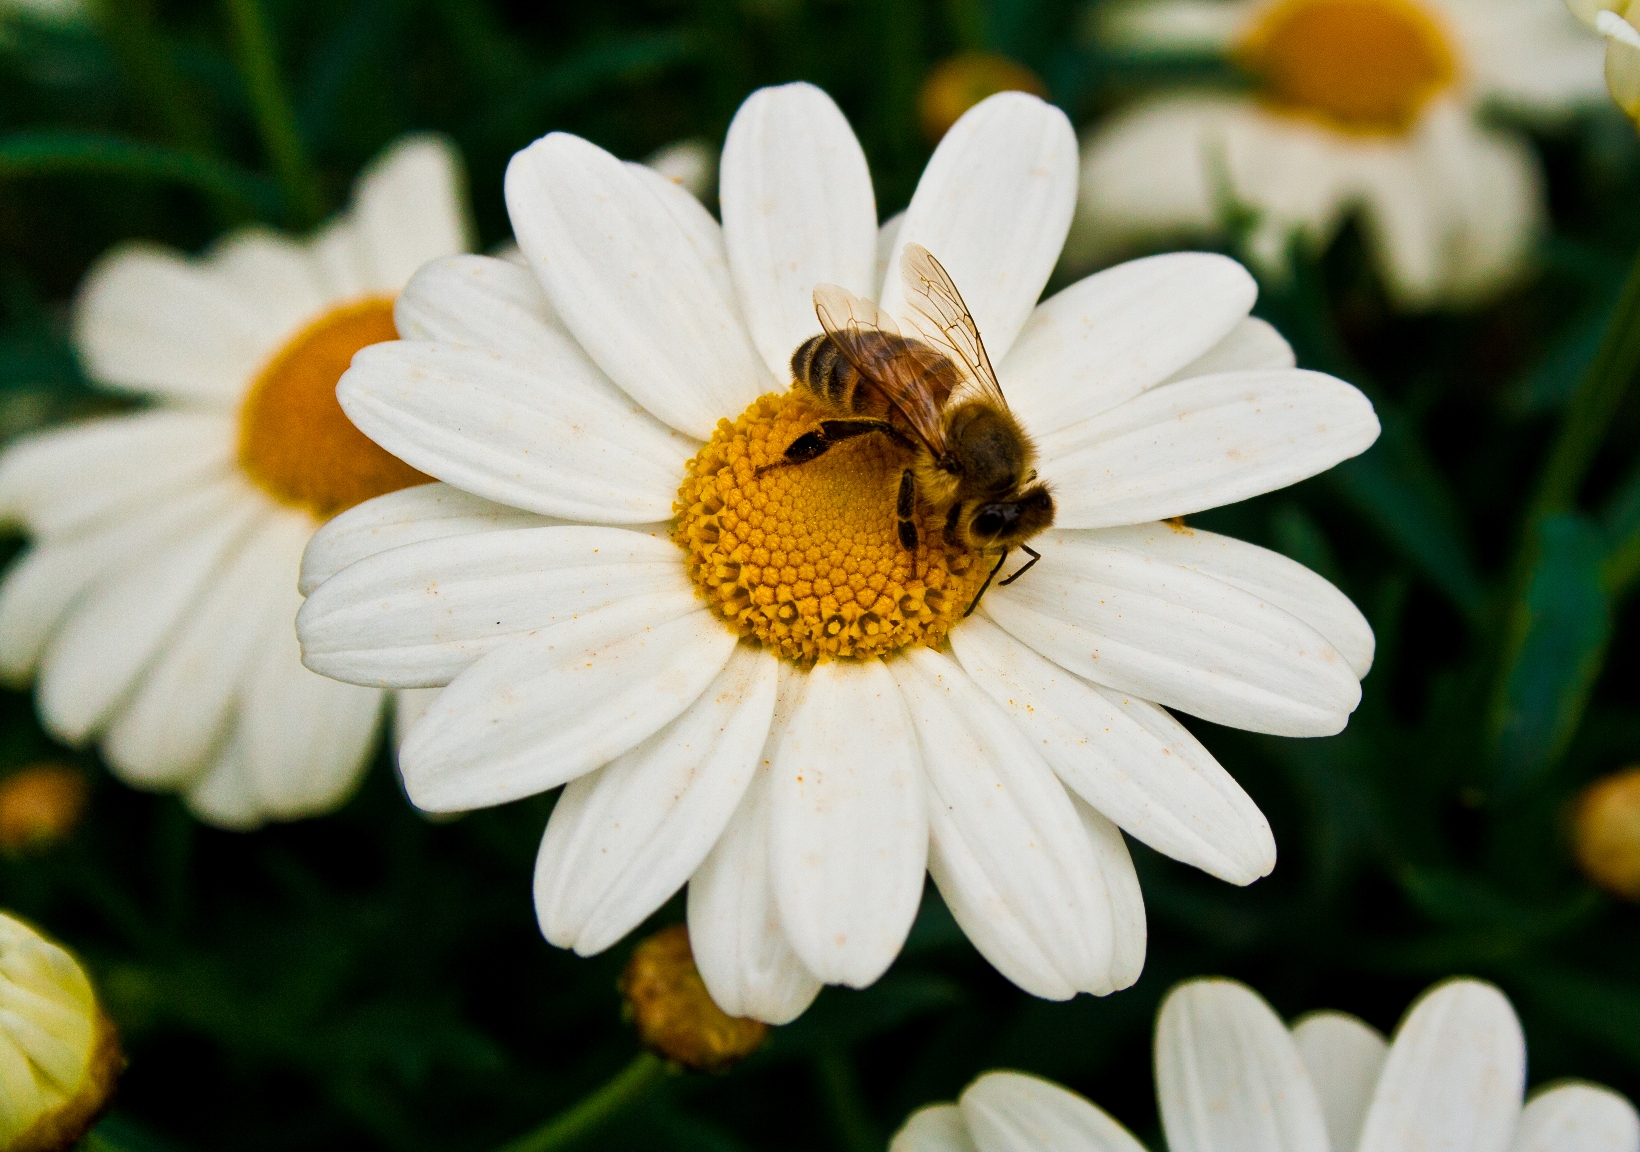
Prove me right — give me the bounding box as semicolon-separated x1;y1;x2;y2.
899;243;1010;412
813;282;950;456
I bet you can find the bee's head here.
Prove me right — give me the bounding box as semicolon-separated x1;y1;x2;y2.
967;485;1054;549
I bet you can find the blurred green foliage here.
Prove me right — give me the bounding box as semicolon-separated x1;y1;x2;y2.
2;0;1640;1148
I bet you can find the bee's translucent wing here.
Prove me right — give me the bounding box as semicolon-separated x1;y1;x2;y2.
899;243;1010;412
812;282;952;456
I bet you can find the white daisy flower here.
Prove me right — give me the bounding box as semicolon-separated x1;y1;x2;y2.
0;135;471;830
892;976;1640;1152
1066;0;1605;308
296;82;1380;1024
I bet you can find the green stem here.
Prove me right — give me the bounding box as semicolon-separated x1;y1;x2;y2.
493;1052;670;1152
223;0;325;227
0;131;280;217
1527;241;1640;521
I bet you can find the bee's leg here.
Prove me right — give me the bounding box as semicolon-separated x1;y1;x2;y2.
817;418;906;446
756;419;900;476
964;549;1010;618
896;469;918;552
997;544;1041;587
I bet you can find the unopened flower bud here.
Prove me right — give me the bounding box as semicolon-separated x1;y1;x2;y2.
918;53;1049;142
0;767;87;855
619;925;768;1072
1574;767;1640;901
0;914;121;1151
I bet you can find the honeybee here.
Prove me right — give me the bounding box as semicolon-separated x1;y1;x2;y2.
769;242;1054;616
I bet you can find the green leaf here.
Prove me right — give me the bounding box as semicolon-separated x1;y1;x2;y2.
1486;512;1612;799
0;131;281;216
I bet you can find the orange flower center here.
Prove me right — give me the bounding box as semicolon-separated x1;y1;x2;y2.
1237;0;1457;134
674;391;985;663
238;296;427;519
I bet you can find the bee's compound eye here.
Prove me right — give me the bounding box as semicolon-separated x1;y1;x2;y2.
971;503;1018;538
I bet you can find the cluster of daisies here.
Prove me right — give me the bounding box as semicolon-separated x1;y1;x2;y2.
0;0;1635;1139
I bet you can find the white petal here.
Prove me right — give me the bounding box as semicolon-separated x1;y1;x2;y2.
1604;11;1640;115
350;134;473;290
392;253;572;360
1081;523;1374;676
102;509;308;788
876;212;905;297
961;1070;1149;1152
505;132;769;438
891;647;1122;999
0;479;248;685
625;161;739;310
534;643;776;955
1000;253;1257;438
0;411;233;540
204;227;329;333
306;216;373;301
337;340;692;523
892;1104;978;1152
1098;0;1255;51
183;728;264;832
1041;369;1381;530
37;487;263;743
241;587;386;821
951;614;1273;883
297;524;697;687
880;92;1077;364
1071;795;1147;992
72;243;278;407
1356;980;1525;1152
688;720;823;1025
642;138;717;201
400;607;736;812
1511;1082;1640;1152
300;481;574;596
1163;317;1295;383
770;658;926;987
1291;1011;1388;1152
1155;979;1331;1152
721;82;878;380
983;529;1361;736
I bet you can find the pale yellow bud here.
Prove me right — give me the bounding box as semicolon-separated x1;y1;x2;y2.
1574;767;1640;901
917;53;1049;143
0;914;121;1152
619;925;768;1073
0;767;87;855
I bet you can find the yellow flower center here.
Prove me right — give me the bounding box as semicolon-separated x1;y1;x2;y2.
674;391;986;663
238;296;428;519
918;52;1050;142
1237;0;1458;134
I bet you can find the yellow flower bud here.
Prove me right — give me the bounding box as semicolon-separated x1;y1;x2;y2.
0;767;87;855
0;914;121;1152
619;926;768;1073
917;53;1049;142
1574;767;1640;901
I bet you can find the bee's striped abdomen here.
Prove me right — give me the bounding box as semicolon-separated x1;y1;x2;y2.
791;334;867;413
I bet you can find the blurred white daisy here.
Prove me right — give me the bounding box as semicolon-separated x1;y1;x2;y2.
296;83;1379;1024
892;977;1640;1152
0;135;471;830
1068;0;1605;308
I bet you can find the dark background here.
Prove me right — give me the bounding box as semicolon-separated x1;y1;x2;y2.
2;0;1638;1148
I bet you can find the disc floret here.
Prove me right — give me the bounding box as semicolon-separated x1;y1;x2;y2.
674;392;985;662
